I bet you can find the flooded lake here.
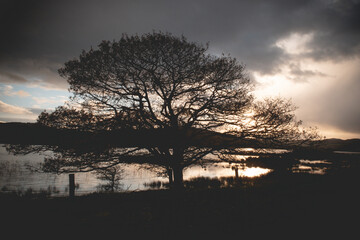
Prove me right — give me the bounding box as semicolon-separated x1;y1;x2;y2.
0;145;339;197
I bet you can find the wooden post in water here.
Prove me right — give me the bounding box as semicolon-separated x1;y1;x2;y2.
232;165;239;178
69;174;75;198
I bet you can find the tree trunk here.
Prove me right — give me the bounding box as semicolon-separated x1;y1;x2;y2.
168;168;173;185
172;165;184;189
170;146;185;189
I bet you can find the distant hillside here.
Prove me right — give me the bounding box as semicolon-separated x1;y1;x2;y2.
318;138;360;152
1;122;359;151
0;122;245;148
0;122;93;146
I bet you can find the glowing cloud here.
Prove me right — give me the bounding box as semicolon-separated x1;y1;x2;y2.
0;85;30;97
0;100;33;115
275;32;314;55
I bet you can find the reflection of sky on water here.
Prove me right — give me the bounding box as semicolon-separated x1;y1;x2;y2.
184;163;271;179
0;146;273;196
292;159;330;175
293;165;326;175
0;146;334;196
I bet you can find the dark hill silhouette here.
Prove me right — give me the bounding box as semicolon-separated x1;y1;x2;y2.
0;122;253;149
1;122;359;151
318;138;360;151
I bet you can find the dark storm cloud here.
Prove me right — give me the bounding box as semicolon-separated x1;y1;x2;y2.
1;0;359;74
304;0;360;61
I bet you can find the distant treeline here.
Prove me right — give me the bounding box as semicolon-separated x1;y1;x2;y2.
0;122;247;149
317;138;360;152
1;122;359;151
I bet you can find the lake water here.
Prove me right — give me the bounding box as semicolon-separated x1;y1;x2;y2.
0;145;332;197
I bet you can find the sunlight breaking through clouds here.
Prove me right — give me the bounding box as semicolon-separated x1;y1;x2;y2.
275;32;315;55
253;57;360;139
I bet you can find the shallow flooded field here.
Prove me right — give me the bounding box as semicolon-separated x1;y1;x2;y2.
0;145;356;197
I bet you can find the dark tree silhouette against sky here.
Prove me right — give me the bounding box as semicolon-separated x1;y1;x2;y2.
32;32;320;187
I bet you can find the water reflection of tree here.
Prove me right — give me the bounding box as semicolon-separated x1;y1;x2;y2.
5;143;218;188
1;143;306;189
145;175;264;190
95;165;124;192
0;160;22;177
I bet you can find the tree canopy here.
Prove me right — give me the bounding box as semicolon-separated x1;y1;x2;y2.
58;32;253;132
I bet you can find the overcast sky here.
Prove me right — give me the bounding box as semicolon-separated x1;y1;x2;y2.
0;0;359;139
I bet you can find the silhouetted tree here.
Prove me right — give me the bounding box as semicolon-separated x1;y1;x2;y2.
32;32;319;188
96;165;124;192
37;105;145;131
37;106;98;131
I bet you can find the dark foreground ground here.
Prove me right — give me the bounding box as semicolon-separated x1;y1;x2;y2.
1;168;360;239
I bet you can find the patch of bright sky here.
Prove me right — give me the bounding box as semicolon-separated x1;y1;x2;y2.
0;83;70;110
308;122;360;140
275;32;314;55
252;32;318;98
253;36;360;139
